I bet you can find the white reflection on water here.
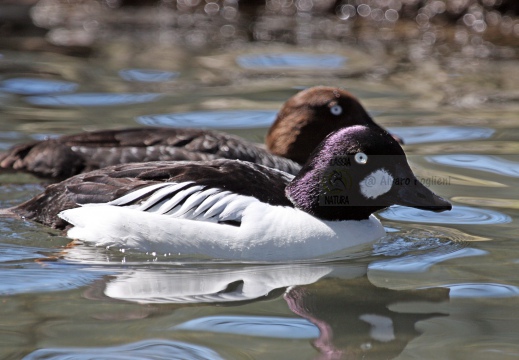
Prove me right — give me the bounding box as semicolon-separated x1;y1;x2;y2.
25;93;162;107
61;242;368;304
0;78;78;95
137;110;277;129
101;263;337;303
118;69;179;82
174;315;320;339
389;126;494;144
426;154;519;177
236;53;347;69
23;339;224;360
379;205;512;225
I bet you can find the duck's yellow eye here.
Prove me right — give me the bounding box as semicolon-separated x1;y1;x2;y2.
355;152;368;164
330;105;343;116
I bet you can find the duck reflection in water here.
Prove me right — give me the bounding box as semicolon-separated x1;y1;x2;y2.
285;276;448;359
73;251;448;359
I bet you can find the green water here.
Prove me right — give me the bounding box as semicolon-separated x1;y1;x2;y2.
1;3;519;359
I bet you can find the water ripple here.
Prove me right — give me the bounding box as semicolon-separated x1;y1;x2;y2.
119;69;179;82
25;93;162;107
389;126;494;144
0;263;109;295
379;205;512;225
426;154;519;177
236;53;347;69
137;110;277;129
174;315;319;339
0;243;46;263
444;283;519;298
368;247;487;273
23;339;223;360
0;78;78;95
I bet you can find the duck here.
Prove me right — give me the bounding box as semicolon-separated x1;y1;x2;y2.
0;86;401;180
6;125;449;261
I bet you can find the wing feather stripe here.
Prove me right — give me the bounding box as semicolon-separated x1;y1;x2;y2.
136;182;194;211
192;191;231;217
157;185;205;214
218;197;259;221
204;194;239;219
169;188;220;217
107;183;172;205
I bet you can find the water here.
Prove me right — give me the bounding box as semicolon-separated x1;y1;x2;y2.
1;3;519;359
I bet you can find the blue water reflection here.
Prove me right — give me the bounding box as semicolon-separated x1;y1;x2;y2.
174;315;320;339
137;110;278;129
379;205;512;225
0;78;78;95
445;283;519;298
0;243;46;262
25;93;162;107
119;69;179;82
426;154;519;177
236;53;347;69
0;263;109;295
23;339;223;360
389;126;494;144
369;247;487;273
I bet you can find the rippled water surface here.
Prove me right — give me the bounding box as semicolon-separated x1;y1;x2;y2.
1;2;519;359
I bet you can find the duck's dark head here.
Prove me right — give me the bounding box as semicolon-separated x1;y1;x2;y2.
266;86;403;164
285;125;451;221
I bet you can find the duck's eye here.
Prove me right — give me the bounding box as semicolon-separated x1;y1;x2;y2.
355;152;368;164
330;105;343;116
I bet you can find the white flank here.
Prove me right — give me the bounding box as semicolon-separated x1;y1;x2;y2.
359;169;393;199
58;183;386;261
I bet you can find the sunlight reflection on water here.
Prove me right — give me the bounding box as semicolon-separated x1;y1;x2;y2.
426;154;519;177
137;110;278;129
174;315;320;339
0;264;109;295
25;93;162;107
118;69;179;82
0;78;78;95
236;53;347;69
390;126;494;145
368;247;487;273
23;339;224;360
443;283;519;298
379;205;512;225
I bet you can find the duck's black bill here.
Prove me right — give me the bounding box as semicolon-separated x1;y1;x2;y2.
392;176;452;213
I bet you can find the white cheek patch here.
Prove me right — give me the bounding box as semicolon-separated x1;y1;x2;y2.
359;169;393;199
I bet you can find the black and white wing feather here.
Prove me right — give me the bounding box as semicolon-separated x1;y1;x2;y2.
10;159;294;229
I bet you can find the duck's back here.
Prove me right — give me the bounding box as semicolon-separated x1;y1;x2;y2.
0;128;302;180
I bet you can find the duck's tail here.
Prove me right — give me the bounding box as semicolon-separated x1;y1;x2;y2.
0;208;18;219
